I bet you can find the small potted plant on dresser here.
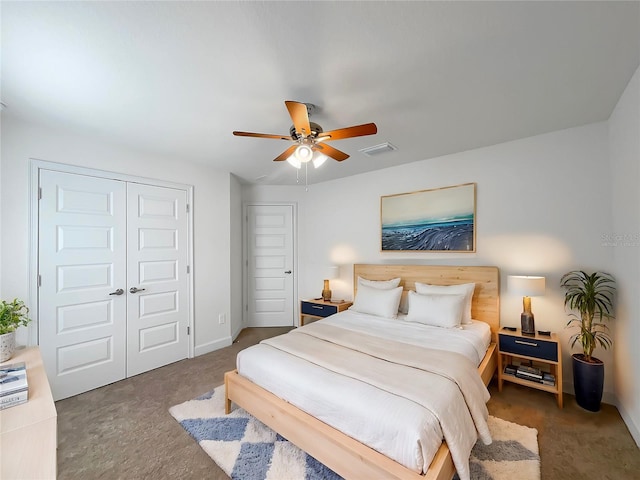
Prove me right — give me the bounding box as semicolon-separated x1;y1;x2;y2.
560;270;616;412
0;298;31;362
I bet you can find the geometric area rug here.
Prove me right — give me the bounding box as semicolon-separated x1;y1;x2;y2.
169;385;540;480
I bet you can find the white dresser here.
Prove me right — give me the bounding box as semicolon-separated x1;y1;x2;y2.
1;347;57;479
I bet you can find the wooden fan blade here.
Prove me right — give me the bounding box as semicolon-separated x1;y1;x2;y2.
320;123;377;141
233;131;291;140
274;144;298;162
315;143;349;162
285;101;312;137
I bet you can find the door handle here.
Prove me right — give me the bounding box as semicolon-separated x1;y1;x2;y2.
284;270;292;274
109;288;124;296
129;287;146;294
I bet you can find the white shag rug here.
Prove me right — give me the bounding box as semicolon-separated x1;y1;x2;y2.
170;386;540;480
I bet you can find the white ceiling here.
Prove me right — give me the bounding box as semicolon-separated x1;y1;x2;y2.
3;1;639;185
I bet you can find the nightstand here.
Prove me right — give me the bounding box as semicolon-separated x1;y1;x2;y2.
497;328;563;408
300;299;352;326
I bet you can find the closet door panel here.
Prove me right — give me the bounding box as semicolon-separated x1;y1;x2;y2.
39;170;127;400
126;183;189;376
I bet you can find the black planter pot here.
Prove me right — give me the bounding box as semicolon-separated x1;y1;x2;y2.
572;354;604;412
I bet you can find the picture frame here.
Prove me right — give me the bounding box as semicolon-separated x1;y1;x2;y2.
380;182;476;252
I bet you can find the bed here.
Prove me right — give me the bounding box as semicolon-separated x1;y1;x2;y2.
225;264;500;480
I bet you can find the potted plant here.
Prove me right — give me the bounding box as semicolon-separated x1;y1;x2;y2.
560;270;615;412
0;298;31;362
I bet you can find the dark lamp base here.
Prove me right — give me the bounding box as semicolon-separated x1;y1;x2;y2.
521;312;535;335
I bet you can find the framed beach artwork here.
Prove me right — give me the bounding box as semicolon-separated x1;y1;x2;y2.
380;182;476;252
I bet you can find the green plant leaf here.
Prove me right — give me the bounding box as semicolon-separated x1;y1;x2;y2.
0;298;31;335
560;270;616;358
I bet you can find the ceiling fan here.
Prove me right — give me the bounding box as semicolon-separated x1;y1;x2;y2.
233;101;377;168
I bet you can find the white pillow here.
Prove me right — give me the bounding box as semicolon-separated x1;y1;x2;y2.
357;276;404;313
350;284;403;319
357;276;401;290
406;291;466;328
414;282;475;324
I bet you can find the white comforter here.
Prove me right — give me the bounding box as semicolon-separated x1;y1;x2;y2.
236;310;492;480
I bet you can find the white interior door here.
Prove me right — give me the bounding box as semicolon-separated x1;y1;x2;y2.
247;204;295;327
38;170;127;400
126;183;189;376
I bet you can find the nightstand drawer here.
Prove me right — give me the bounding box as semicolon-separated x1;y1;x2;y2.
301;301;338;318
499;334;558;362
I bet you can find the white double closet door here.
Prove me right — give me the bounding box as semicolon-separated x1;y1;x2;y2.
38;170;190;400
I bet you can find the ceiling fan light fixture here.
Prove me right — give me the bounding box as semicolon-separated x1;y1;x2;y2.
287;155;302;169
312;152;328;168
294;144;313;163
233;101;378;170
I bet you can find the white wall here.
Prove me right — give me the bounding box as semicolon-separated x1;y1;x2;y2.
0;115;234;356
609;65;640;446
230;174;243;339
0;114;3;295
244;122;617;398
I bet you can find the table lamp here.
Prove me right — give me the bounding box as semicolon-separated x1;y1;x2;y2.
321;266;340;302
507;275;546;335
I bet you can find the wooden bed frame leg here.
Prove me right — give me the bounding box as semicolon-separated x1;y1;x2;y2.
224;371;232;414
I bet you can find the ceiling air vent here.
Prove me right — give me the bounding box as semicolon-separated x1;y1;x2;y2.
358;142;397;157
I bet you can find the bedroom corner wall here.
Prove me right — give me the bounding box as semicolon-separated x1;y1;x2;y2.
0;115;234;358
0;113;3;295
609;65;640;447
243;121;616;399
230;174;244;340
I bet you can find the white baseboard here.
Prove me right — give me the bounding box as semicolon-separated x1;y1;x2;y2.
616;400;640;448
231;324;243;342
194;336;232;357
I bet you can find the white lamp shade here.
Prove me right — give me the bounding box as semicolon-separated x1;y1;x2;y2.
508;275;545;296
294;145;313;163
323;265;339;280
286;155;302;169
312;152;328;168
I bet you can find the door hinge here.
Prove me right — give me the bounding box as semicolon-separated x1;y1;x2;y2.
187;265;190;274
38;187;42;200
186;204;190;213
187;326;190;335
38;275;42;287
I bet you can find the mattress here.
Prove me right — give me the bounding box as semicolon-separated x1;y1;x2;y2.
236;310;492;480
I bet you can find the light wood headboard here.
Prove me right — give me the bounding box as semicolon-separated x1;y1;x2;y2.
353;264;500;337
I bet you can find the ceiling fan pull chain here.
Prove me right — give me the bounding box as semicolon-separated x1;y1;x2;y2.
305;162;309;192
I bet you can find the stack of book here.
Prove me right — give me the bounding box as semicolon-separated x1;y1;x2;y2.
505;364;555;386
0;361;29;410
516;364;543;382
541;372;556;386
